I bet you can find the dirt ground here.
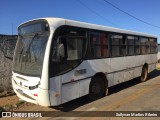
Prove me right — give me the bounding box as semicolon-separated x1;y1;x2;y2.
0;91;55;111
0;93;18;107
0;91;31;111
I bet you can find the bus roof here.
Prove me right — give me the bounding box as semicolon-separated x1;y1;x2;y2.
20;17;157;38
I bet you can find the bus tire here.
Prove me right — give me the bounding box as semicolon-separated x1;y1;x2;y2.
89;76;106;101
141;66;148;82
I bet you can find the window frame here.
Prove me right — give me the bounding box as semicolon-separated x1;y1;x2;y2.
135;37;141;55
140;37;149;55
127;35;136;56
150;38;158;54
89;31;109;58
110;34;120;57
49;25;87;77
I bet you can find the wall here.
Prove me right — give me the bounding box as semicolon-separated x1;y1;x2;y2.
0;50;13;92
0;35;17;92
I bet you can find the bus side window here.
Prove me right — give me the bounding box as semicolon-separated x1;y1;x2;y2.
127;36;135;55
120;35;127;56
140;37;147;55
100;33;109;57
59;37;68;60
110;34;122;57
145;38;150;54
90;32;108;58
150;38;157;53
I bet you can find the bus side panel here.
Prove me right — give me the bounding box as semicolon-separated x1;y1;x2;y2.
113;71;125;85
110;57;126;72
145;54;151;64
138;55;146;66
61;78;91;104
124;69;134;82
88;59;111;73
149;64;156;73
110;57;126;85
61;59;110;86
151;54;157;63
149;54;157;72
123;56;135;82
60;61;93;104
134;55;144;78
124;56;136;68
107;73;114;87
134;67;142;78
61;73;91;104
60;59;111;104
49;76;61;106
79;79;91;96
62;82;80;103
61;61;94;84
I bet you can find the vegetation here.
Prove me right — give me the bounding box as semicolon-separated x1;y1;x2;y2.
15;100;25;107
3;100;25;111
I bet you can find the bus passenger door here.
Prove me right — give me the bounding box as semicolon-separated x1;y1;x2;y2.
49;27;87;105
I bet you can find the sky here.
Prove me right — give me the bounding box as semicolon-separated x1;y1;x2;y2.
0;0;160;43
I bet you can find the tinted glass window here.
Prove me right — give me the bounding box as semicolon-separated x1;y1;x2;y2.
135;38;140;54
19;21;49;35
110;34;123;57
50;27;86;77
150;38;157;53
13;34;49;76
140;37;149;54
90;32;108;58
127;36;135;55
146;38;150;54
120;36;127;56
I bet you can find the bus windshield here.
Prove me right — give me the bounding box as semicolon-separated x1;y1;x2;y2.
13;21;50;76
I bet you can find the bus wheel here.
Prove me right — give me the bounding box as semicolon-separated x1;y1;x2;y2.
89;76;106;101
141;66;148;82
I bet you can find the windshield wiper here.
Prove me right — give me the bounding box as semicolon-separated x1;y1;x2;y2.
26;33;39;53
25;33;39;62
18;35;24;64
19;47;23;63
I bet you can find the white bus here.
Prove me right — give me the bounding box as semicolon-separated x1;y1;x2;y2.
11;18;157;106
